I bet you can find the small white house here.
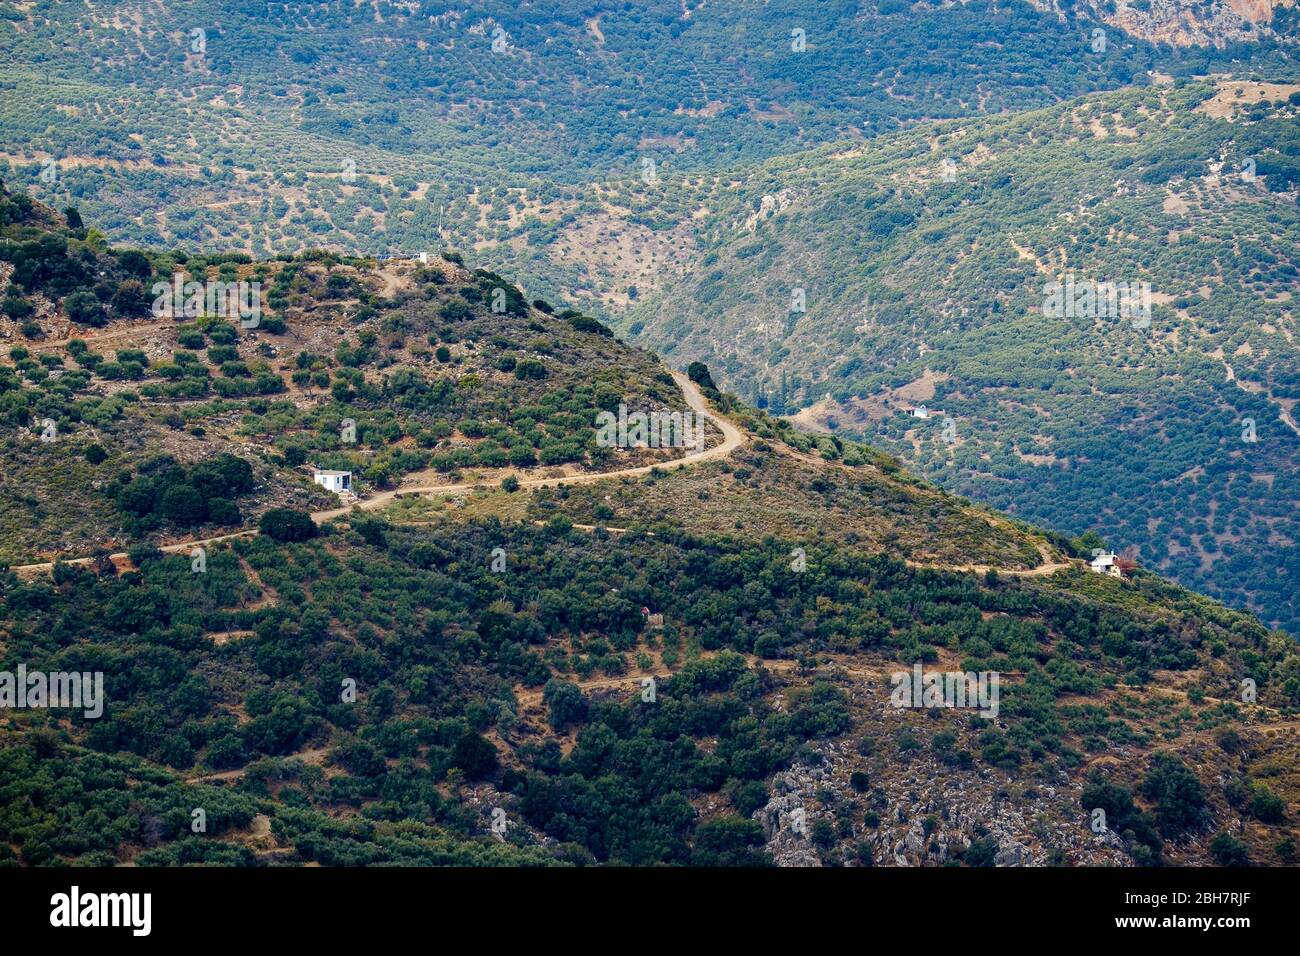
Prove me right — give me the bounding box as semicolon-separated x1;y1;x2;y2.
313;470;352;495
909;405;944;420
1089;551;1122;577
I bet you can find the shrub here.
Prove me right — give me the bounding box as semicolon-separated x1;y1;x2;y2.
1140;753;1209;838
1248;785;1285;824
690;817;770;867
258;509;318;542
439;298;473;322
451;732;498;780
116;249;152;278
514;358;547;380
542;679;588;729
1209;832;1250;867
1081;772;1163;863
567;315;612;337
207;498;242;526
111;279;149;316
2;295;33;319
159;484;206;526
964;836;998;867
810;819;836;851
64;290;105;326
687;361;716;392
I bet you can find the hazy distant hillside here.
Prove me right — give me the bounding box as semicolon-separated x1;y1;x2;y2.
0;0;1285;263
628;80;1300;633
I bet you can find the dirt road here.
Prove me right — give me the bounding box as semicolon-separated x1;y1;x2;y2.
9;372;1072;580
310;371;745;522
10;373;745;574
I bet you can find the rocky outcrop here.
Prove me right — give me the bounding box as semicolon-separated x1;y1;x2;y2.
752;730;1133;867
753;764;828;866
1103;0;1293;47
1024;0;1296;47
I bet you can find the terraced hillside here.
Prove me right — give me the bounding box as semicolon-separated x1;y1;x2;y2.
628;80;1300;634
0;194;1297;869
0;185;698;563
0;0;1284;266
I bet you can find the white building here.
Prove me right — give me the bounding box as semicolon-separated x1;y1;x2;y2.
909;405;944;420
313;470;353;495
1089;551;1122;577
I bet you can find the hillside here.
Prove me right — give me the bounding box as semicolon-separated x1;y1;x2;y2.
1;194;1297;868
0;183;715;563
0;0;1288;271
5;4;1298;638
627;79;1300;635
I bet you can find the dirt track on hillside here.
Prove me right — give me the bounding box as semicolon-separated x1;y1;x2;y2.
9;373;745;574
309;372;745;522
10;373;1074;580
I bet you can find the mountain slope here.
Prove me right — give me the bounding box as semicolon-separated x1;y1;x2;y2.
0;0;1286;264
0;195;1297;868
0;181;718;563
628;79;1300;633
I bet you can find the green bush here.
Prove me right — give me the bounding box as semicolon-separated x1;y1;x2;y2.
258;508;318;542
1209;832;1250;867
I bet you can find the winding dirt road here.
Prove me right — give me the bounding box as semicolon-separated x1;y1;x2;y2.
9;373;746;575
9;371;1072;579
904;534;1071;578
310;372;746;523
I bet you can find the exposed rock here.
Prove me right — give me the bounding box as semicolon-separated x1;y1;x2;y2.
749;680;1136;868
752;763;825;866
995;839;1032;867
1025;0;1296;47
